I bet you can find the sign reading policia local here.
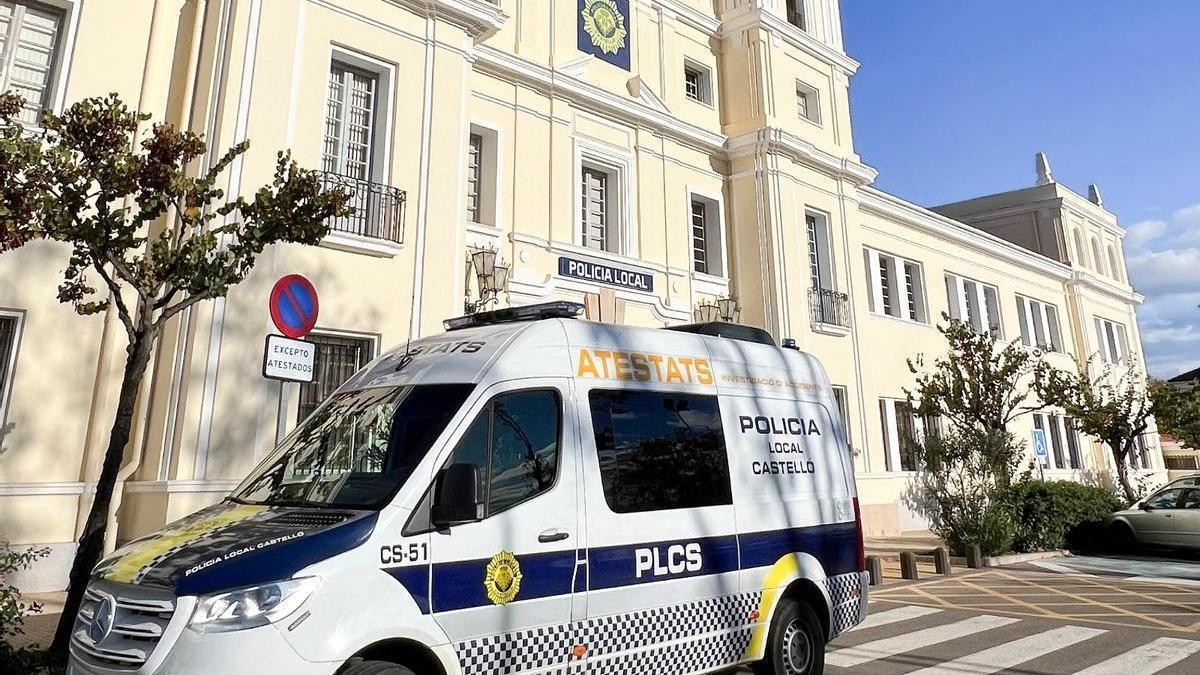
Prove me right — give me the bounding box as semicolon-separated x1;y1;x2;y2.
578;0;631;70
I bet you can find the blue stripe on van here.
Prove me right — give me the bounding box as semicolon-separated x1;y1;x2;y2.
385;565;431;615
430;549;576;613
739;521;859;577
588;534;739;590
389;521;859;614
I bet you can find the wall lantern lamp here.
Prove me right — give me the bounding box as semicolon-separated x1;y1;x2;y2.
465;247;510;314
694;296;741;323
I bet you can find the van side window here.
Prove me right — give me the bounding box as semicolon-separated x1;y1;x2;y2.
588;390;732;513
447;389;562;516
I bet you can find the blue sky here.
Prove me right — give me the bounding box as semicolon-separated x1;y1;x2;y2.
841;1;1200;379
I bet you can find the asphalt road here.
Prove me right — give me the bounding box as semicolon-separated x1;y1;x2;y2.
733;558;1200;674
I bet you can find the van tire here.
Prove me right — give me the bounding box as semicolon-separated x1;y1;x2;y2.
754;598;825;675
339;661;417;675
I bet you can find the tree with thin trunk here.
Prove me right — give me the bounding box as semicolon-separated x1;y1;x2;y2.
907;317;1046;487
0;92;351;661
1035;356;1154;503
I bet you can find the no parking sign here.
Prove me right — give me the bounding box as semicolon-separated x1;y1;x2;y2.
269;274;319;339
263;275;319;383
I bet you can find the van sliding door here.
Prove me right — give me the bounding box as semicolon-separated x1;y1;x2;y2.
578;387;745;672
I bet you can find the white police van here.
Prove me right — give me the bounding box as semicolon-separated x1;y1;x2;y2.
70;302;867;675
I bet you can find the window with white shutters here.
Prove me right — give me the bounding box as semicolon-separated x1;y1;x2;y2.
1094;317;1130;365
806;213;834;292
0;1;64;125
1017;295;1063;352
691;199;708;274
1033;412;1080;470
945;273;1003;338
581;165;617;252
0;312;20;427
323;62;378;180
865;248;927;323
880;398;937;472
466;133;483;223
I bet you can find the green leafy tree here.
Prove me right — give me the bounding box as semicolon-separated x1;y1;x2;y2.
0;92;352;659
0;545;49;672
1036;357;1154;503
1149;378;1200;450
907;318;1046;486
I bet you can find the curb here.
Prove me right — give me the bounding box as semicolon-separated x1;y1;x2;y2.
983;549;1069;567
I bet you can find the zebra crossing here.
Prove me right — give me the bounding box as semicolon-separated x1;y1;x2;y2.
824;605;1200;674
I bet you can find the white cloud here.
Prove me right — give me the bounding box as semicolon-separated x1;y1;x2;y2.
1126;203;1200;379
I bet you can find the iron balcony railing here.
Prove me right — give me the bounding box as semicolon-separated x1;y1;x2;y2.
810;288;850;328
319;171;406;245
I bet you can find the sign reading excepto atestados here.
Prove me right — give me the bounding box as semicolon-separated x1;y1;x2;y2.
269;274;319;339
262;335;316;383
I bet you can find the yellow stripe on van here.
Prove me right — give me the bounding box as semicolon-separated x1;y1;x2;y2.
745;555;802;660
103;505;267;583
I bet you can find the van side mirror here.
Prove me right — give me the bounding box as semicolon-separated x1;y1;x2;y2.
431;463;483;528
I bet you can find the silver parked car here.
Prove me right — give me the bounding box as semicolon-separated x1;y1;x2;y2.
1109;485;1200;551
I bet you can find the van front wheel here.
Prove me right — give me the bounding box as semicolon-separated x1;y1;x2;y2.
339;660;416;675
755;598;825;675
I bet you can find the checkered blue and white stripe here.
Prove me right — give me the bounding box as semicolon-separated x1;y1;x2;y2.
822;571;867;639
454;591;763;675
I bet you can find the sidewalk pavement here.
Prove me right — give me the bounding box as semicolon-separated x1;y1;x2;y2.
10;591;65;651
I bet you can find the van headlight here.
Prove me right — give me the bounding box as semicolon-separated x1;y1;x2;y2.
189;577;320;633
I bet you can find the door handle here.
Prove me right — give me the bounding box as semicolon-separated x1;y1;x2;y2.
538;528;570;543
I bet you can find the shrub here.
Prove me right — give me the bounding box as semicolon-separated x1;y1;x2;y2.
1002;480;1124;553
906;430;1020;557
0;544;50;673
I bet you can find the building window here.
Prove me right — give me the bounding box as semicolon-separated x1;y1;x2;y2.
323;61;379;180
466;133;482;223
444;389;561;515
580;162;622;253
945;273;1002;339
1091;237;1106;276
1033;413;1081;470
464;125;499;227
690;195;722;275
806;212;833;292
865;248;927;323
0;311;20;427
796;81;820;124
589;389;733;514
683;60;712;105
297;334;375;423
1073;230;1088;269
785;0;806;31
880;398;936;472
1017;295;1063;352
1166;455;1199;471
0;1;65;125
1107;245;1124;283
1129;434;1154;470
832;385;852;453
1094;317;1129;365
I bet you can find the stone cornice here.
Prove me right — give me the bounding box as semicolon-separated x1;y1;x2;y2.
1068;270;1144;306
391;0;508;41
717;6;860;75
859;187;1076;281
725;128;878;186
473;45;727;154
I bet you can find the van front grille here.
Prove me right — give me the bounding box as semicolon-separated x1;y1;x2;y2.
71;581;176;671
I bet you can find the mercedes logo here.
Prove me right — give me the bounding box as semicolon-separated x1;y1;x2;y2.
89;595;116;644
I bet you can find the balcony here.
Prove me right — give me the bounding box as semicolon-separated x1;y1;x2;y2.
319;172;406;255
810;288;850;335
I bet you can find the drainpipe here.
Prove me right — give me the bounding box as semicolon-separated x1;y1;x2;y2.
101;0;174;554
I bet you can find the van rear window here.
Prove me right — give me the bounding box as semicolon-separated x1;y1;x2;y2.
588;390;733;514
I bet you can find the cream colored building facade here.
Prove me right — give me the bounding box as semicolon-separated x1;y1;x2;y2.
0;0;1163;590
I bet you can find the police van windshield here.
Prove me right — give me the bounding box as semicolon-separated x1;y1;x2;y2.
232;384;474;509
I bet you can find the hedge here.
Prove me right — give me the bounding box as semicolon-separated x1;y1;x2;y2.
1000;480;1125;553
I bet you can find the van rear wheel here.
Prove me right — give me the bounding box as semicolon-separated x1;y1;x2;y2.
755;598;825;675
339;660;416;675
